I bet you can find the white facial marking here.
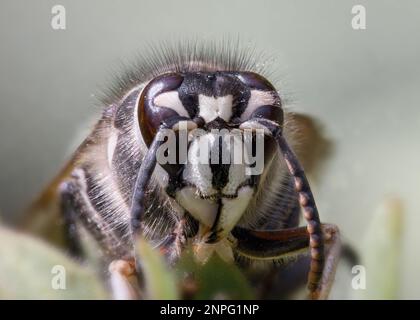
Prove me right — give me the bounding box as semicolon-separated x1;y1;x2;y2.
175;187;219;227
221;133;247;195
183;134;217;196
240;89;277;121
219;186;254;235
198;94;233;123
176;185;253;241
154;91;189;117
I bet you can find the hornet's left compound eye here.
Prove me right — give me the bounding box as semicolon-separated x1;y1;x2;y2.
138;73;196;146
236;71;283;127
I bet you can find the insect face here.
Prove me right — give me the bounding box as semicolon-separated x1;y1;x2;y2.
25;44;341;299
138;71;283;243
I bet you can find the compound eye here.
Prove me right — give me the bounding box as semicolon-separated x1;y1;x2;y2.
236;71;283;126
236;71;276;91
138;73;195;146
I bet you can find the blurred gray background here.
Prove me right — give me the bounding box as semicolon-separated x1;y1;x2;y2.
1;0;419;298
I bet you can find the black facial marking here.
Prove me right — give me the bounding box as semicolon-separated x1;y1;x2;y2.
207;198;223;244
165;175;184;198
177;72;251;121
177;76;200;118
209;134;230;190
231;88;251;120
204;116;230;130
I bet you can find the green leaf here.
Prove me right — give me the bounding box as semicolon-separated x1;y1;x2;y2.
136;237;179;299
353;197;404;299
0;225;108;299
175;250;255;300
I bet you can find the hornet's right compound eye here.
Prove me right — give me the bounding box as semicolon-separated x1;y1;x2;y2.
138;73;196;146
235;71;283;128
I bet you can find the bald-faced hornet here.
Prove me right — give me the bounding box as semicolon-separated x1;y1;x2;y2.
24;42;341;300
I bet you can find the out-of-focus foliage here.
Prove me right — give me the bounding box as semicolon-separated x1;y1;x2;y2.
0;225;108;299
352;197;404;299
175;250;254;299
137;237;178;299
0;196;405;300
0;223;254;299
